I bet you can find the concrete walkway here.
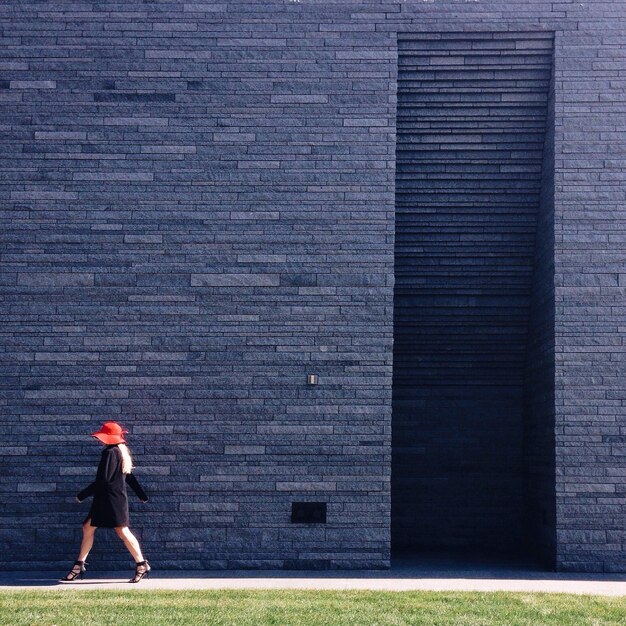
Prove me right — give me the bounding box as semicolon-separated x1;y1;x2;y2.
2;557;626;596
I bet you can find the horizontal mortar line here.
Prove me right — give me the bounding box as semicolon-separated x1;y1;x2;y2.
398;60;553;66
397;67;553;74
398;33;554;40
398;57;554;64
397;68;553;74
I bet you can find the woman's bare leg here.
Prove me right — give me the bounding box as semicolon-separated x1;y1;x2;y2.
77;519;96;562
115;526;144;562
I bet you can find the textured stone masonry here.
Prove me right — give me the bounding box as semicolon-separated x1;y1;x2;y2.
1;1;625;573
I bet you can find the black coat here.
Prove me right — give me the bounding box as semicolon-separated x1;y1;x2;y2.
77;444;148;528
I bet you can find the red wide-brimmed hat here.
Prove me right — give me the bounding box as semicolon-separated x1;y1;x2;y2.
91;421;128;445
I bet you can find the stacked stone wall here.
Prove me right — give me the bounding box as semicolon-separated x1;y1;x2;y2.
1;1;625;572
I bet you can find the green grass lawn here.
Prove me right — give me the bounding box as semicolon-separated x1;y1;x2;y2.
1;589;625;626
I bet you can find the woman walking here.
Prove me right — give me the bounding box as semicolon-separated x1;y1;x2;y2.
60;421;151;583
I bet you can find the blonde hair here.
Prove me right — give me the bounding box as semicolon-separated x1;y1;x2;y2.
118;443;134;474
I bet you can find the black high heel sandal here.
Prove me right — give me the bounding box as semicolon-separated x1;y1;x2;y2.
59;560;87;582
129;559;151;583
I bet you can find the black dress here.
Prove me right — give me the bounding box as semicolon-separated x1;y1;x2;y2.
76;444;148;528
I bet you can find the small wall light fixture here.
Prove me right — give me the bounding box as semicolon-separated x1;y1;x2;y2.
307;373;318;385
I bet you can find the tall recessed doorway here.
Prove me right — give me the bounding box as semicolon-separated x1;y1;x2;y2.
392;31;556;568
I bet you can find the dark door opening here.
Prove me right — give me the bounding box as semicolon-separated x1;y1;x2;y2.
392;31;556;569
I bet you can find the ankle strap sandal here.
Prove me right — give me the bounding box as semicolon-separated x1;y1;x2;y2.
128;559;151;583
59;560;87;582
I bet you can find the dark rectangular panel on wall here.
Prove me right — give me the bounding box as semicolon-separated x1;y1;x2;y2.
393;32;554;557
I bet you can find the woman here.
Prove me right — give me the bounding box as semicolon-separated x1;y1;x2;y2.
60;421;151;583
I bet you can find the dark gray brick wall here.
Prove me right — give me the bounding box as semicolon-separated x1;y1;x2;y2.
1;1;625;573
0;0;395;571
391;0;626;574
553;21;626;573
